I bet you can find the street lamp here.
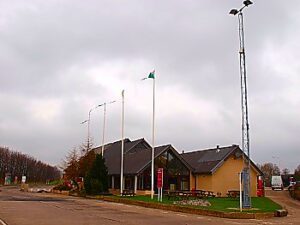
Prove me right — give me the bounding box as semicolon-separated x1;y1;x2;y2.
99;100;116;156
81;104;102;151
230;0;253;209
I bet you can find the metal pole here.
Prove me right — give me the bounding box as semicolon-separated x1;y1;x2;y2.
238;11;251;208
151;78;156;199
101;103;107;156
239;172;243;212
87;109;92;150
120;90;125;195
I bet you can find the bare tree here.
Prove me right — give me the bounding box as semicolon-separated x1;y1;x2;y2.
282;168;290;175
0;146;60;183
63;148;80;180
258;163;280;187
294;165;300;181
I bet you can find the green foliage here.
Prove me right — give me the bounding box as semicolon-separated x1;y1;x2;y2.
84;154;109;195
84;172;92;194
48;179;63;186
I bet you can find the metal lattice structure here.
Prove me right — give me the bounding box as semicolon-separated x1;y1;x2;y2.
230;0;253;209
238;11;251;209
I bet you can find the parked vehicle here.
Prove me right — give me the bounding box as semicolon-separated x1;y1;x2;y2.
289;181;300;200
271;175;283;190
289;176;296;187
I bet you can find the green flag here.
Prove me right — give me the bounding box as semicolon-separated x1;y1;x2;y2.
142;70;155;80
148;70;155;79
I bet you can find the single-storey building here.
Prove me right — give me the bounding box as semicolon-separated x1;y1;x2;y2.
181;145;263;197
93;138;262;197
93;138;192;195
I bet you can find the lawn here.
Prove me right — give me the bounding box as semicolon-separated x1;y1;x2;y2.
112;195;281;213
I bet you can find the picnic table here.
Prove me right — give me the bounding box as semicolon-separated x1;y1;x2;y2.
165;190;215;200
165;190;193;200
227;190;240;198
122;189;135;196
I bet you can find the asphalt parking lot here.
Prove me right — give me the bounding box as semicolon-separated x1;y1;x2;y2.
0;186;299;225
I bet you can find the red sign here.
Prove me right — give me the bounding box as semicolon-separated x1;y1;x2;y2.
157;168;163;188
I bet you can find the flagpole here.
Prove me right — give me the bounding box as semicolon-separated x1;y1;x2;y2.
120;90;125;196
151;77;156;199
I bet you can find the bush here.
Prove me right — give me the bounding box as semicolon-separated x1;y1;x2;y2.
84;154;108;195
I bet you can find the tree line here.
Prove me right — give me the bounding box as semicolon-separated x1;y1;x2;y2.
258;162;300;187
0;146;61;183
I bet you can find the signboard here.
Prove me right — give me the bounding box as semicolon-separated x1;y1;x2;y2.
22;176;26;183
157;168;163;188
4;173;11;185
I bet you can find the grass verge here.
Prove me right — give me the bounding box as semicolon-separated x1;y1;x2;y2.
106;195;281;213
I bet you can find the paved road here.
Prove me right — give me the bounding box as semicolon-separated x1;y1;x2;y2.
265;189;300;223
0;186;298;225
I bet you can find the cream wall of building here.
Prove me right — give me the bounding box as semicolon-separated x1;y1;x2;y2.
193;156;259;197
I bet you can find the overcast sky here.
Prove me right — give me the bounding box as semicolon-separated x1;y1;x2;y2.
0;0;299;172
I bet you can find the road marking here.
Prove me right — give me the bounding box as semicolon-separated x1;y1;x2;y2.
0;219;8;225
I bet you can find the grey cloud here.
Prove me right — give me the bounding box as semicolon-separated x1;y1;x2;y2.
0;0;299;171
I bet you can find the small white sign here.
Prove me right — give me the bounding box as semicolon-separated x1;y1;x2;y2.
22;176;26;183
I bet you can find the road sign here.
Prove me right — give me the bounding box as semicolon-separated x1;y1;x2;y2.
157;168;163;188
157;168;163;202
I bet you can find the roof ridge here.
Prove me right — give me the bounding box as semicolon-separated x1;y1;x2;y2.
155;144;171;149
181;145;238;154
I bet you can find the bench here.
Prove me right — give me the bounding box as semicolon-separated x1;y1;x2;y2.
205;191;216;197
122;189;135;196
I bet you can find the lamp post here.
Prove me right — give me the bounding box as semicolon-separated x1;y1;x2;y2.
99;100;116;156
120;90;125;195
230;0;253;209
81;104;102;151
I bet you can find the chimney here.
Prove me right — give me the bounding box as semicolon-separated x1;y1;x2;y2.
216;145;219;149
182;150;185;154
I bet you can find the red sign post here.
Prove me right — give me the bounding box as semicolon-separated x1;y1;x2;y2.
157;168;163;188
157;168;163;201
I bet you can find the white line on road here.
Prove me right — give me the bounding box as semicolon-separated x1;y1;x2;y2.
0;219;8;225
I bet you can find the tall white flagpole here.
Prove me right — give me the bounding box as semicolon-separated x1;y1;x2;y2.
120;90;125;196
101;102;107;156
151;76;156;199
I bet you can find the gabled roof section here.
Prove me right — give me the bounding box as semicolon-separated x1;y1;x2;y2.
125;138;151;154
181;145;239;174
92;138;152;175
92;139;192;176
181;145;263;175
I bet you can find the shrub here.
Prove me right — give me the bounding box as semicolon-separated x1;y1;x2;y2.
84;154;108;195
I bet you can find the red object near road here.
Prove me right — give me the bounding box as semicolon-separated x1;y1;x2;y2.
257;176;265;197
